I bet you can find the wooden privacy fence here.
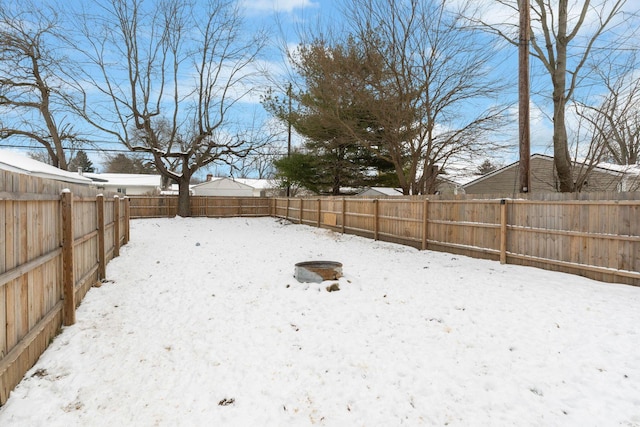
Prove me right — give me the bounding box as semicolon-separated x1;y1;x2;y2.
129;195;272;218
272;196;640;287
125;193;638;286
0;186;129;405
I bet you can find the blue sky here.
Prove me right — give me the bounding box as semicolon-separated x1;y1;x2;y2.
3;0;638;176
232;0;558;167
0;0;524;175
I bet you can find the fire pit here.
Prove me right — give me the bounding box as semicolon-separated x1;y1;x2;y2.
294;261;343;283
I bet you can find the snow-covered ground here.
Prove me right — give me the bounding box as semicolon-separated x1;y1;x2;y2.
1;217;639;426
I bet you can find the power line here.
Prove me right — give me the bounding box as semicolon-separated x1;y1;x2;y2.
0;144;132;154
0;143;290;157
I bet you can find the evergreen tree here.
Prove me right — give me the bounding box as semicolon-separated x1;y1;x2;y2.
477;159;498;175
68;150;95;173
264;37;397;194
103;153;157;174
273;152;321;194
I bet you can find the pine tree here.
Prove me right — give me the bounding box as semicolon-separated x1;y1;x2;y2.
68;150;95;172
477;159;497;175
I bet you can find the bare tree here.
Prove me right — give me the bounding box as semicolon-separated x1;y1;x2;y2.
234;145;280;179
567;103;609;192
473;0;638;191
341;0;508;194
231;120;284;179
77;0;267;215
0;0;85;169
579;54;640;166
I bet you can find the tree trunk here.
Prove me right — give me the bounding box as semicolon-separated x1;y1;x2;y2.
552;92;574;192
393;165;410;195
177;157;192;217
551;0;574;192
177;177;191;217
424;165;439;195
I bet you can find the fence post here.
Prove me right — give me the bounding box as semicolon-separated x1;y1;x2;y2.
317;198;321;228
373;199;379;241
341;198;346;234
97;194;106;280
114;196;121;258
421;198;429;250
500;199;507;264
61;190;76;326
285;197;290;221
299;198;304;224
124;197;130;245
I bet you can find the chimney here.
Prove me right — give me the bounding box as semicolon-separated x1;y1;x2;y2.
206;174;213;182
78;167;83;176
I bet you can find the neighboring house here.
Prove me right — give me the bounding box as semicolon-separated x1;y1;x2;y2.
597;163;640;191
191;176;261;197
463;154;634;194
355;179;466;197
232;177;284;197
435;177;465;195
437;160;484;192
356;182;465;197
356;187;403;197
160;183;192;196
83;173;163;195
0;149;94;186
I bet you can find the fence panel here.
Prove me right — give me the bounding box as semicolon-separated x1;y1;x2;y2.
343;199;375;239
0;194;64;405
129;196;271;219
502;200;639;284
375;199;422;245
0;172;129;406
129;196;178;218
73;198;100;304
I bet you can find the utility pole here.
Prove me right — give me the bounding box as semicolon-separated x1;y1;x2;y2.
519;0;531;193
286;83;292;197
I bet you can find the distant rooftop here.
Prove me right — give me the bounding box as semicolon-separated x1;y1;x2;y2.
0;150;93;185
83;173;162;187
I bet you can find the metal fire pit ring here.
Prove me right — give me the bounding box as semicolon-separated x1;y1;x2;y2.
294;261;343;283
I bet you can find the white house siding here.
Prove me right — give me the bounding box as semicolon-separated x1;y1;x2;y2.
192;177;256;197
84;173;162;195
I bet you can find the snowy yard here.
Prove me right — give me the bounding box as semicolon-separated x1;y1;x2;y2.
1;217;639;426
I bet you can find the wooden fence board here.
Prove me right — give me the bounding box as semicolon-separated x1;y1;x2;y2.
0;286;5;359
0;198;5;358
